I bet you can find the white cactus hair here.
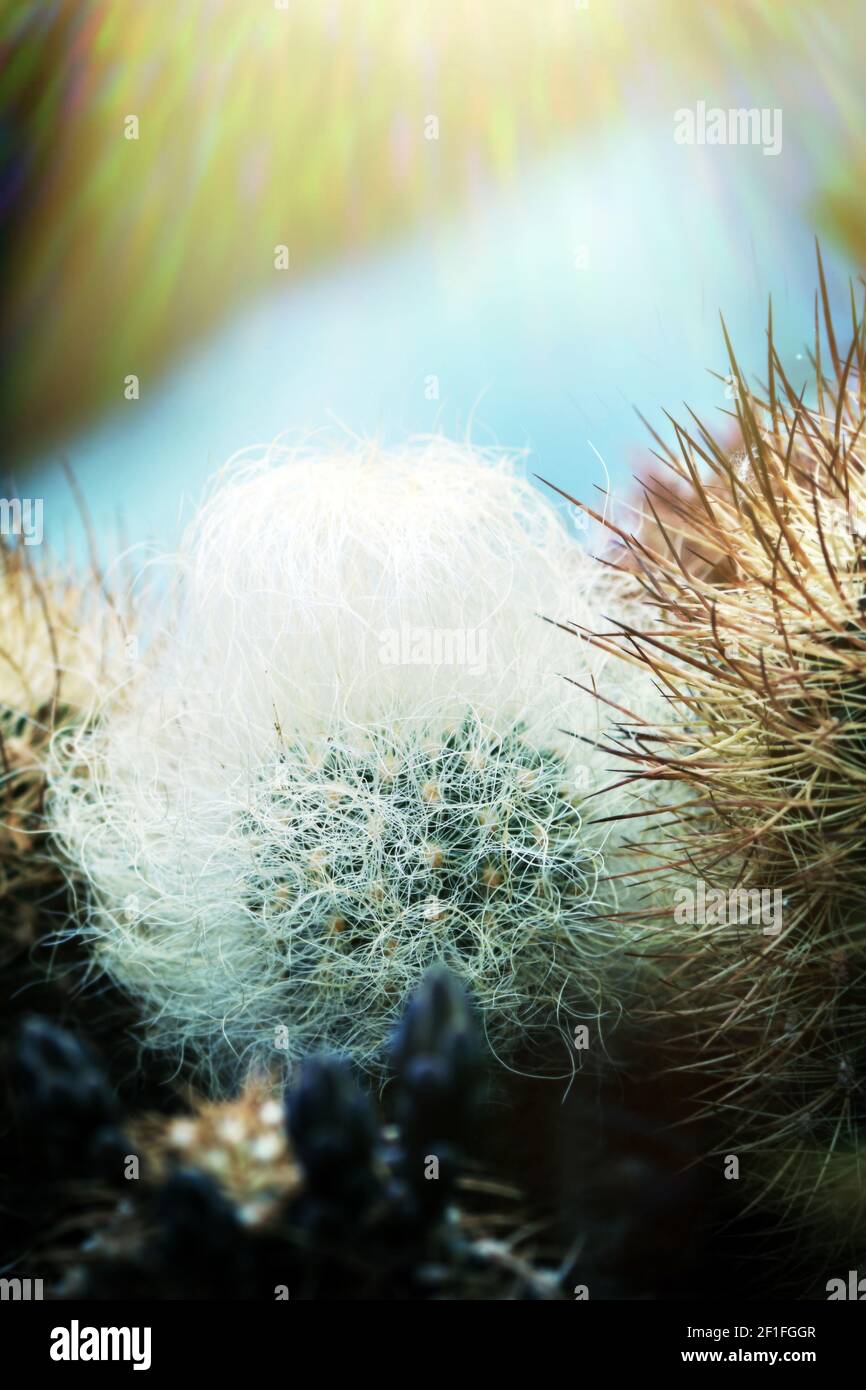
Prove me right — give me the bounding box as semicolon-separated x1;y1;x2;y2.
49;435;655;1091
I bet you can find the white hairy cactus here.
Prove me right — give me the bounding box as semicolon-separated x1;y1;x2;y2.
49;437;655;1089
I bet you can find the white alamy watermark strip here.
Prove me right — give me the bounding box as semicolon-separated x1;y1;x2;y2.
379;625;487;675
674;102;782;157
674;880;783;935
49;1320;151;1370
0;497;43;546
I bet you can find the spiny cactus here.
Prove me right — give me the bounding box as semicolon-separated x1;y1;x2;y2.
573;253;866;1243
0;545;91;927
0;537;126;1016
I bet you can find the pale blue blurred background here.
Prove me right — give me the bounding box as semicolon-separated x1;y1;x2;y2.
25;120;853;555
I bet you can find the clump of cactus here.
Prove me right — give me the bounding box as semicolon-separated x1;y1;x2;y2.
49;441;656;1088
3;970;569;1300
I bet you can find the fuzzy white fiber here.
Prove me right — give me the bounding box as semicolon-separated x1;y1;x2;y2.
49;438;655;1090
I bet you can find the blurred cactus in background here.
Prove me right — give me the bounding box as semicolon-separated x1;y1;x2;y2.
2;971;574;1300
0;538;122;965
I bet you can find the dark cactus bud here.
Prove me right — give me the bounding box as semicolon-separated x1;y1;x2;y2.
387;968;483;1219
286;1056;379;1212
389;966;482;1154
9;1016;124;1178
